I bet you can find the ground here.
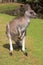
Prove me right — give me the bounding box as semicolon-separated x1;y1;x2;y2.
0;13;43;65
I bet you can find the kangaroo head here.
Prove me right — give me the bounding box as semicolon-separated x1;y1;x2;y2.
25;9;37;18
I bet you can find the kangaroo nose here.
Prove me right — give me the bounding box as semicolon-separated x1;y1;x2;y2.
34;12;38;18
34;12;37;16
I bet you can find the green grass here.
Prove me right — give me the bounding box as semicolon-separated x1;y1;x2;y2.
0;13;43;65
0;3;21;13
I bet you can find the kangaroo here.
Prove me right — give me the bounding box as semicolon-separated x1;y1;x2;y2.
6;5;37;56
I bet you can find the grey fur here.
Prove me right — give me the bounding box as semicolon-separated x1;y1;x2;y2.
6;7;37;54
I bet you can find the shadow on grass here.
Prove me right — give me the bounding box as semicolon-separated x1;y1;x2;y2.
3;43;28;56
3;43;22;51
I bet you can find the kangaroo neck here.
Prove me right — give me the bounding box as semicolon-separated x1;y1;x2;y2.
24;15;30;22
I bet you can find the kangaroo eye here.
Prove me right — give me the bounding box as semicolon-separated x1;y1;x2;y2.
30;12;33;14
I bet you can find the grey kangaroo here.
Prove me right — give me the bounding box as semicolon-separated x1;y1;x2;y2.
6;5;37;56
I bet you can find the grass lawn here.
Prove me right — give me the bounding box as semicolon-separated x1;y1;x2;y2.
0;13;43;65
0;3;22;13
